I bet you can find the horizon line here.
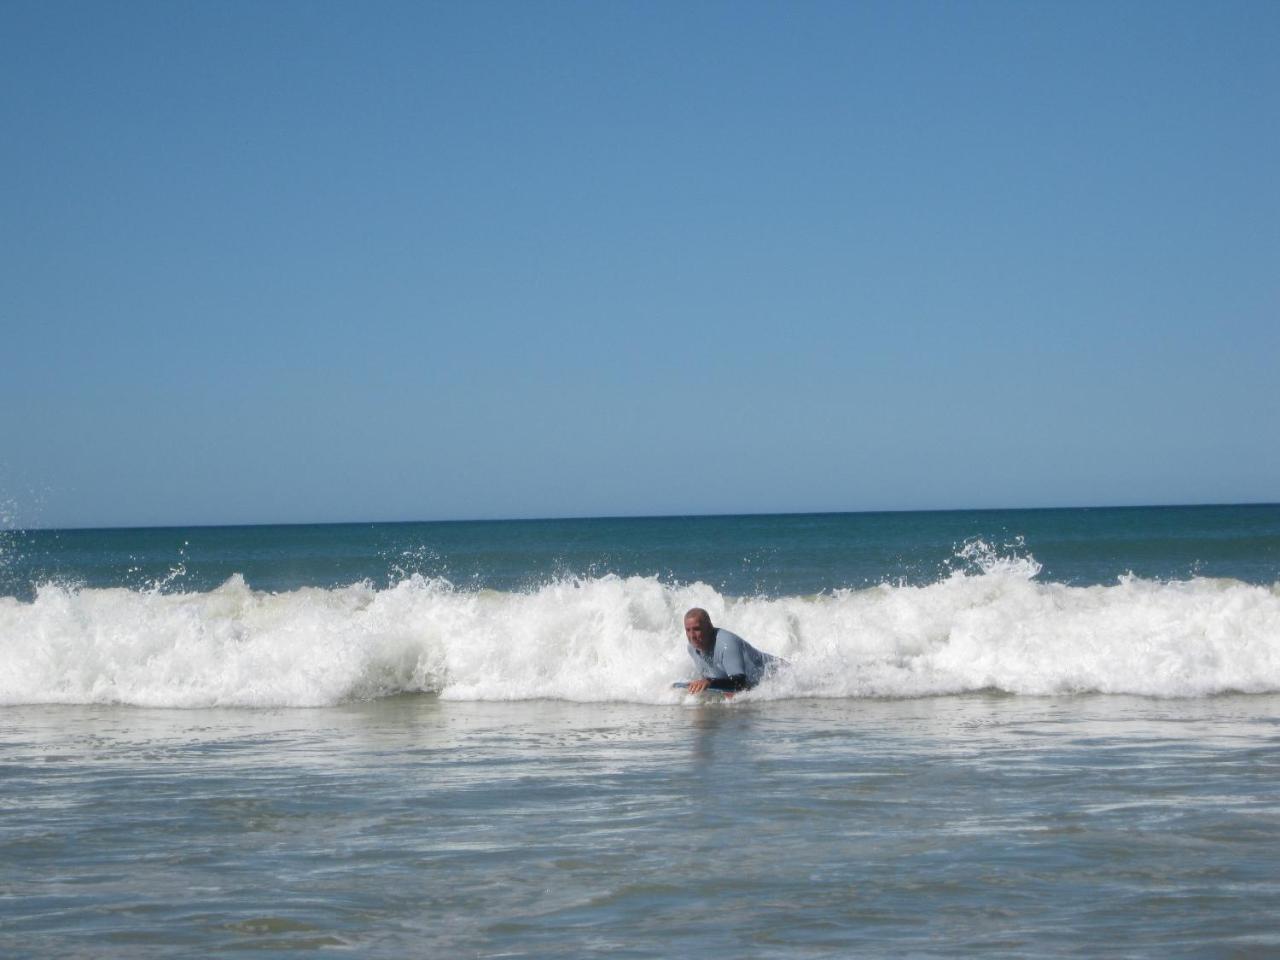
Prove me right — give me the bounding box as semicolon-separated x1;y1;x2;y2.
12;499;1279;536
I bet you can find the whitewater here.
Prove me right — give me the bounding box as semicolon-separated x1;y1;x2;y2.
5;510;1279;958
4;548;1278;707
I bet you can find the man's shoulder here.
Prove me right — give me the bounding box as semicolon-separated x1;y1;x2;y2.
714;628;746;646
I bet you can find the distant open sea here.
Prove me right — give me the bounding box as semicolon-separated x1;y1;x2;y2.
2;505;1278;957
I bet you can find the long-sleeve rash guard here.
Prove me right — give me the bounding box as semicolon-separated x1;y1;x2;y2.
687;629;778;691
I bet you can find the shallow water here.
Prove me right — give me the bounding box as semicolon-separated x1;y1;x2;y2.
3;694;1277;958
3;507;1278;955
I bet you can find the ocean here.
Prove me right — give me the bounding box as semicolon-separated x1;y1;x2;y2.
2;505;1278;957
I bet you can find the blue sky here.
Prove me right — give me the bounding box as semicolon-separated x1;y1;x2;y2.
2;0;1277;528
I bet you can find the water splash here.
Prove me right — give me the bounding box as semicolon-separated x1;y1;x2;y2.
953;536;1043;579
1;548;1278;706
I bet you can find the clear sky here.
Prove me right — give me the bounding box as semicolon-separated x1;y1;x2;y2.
2;0;1277;528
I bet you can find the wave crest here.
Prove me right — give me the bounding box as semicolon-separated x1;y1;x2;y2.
2;559;1278;706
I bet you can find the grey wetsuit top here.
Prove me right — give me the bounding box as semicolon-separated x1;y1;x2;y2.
687;629;777;690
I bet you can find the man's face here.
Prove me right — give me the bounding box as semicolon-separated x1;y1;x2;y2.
685;614;714;653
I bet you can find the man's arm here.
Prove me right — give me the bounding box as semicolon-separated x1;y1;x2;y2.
687;635;752;693
712;633;752;691
704;674;751;691
685;633;753;693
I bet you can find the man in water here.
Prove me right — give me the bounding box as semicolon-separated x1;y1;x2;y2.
683;607;779;693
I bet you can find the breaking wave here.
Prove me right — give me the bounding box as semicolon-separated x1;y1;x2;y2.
2;546;1278;707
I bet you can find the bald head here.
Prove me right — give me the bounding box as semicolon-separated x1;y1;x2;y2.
684;607;712;627
683;608;715;653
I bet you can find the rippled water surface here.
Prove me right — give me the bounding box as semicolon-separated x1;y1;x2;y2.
3;695;1277;958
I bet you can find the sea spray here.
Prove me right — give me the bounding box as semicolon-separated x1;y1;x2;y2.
2;549;1278;706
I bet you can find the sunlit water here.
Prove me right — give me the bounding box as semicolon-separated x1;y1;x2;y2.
4;694;1277;958
3;507;1278;955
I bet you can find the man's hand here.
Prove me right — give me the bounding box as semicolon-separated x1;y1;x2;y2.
686;678;711;694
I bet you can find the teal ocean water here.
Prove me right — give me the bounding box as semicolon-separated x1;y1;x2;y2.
2;505;1279;956
6;503;1280;600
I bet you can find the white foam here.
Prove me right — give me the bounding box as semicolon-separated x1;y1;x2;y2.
1;561;1278;707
